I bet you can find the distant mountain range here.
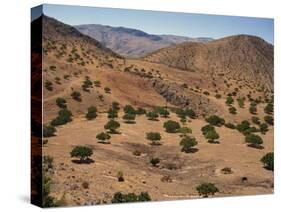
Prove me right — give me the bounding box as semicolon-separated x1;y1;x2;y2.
75;24;213;57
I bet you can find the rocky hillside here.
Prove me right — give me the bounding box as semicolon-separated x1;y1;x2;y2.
75;24;212;57
144;35;274;90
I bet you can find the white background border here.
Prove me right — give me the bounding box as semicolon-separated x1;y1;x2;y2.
0;0;279;211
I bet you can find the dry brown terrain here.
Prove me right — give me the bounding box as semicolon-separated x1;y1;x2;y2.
44;111;273;206
35;15;274;207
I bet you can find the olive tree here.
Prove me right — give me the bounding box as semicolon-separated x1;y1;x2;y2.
70;146;93;162
180;136;198;153
86;106;97;120
261;152;274;171
245;134;263;148
96;132;111;144
104;120;120;134
196;183;219;198
163;120;180;133
146;132;162;145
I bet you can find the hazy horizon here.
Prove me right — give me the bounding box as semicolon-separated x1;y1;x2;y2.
32;4;274;44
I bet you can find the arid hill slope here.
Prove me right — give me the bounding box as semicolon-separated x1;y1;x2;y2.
144;35;273;90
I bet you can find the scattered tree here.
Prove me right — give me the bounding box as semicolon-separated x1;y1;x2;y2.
237;98;245;108
264;102;273;114
107;108;118;119
43;125;56;137
259;123;269;134
136;107;146;115
229;106;237;114
264;115;273;125
56;97;67;108
201;124;215;135
51;108;72;126
146;111;159;121
86;106;97;120
111;192;151;203
123;105;136;114
104;87;111;94
261;152;274;171
71;91;81;102
245;134;263;148
146;132;162;145
225;96;234;105
224;123;236;129
150;157;160;167
205;115;225;126
104;119;120;134
96;132;111;144
178;127;192;137
163;120;180;133
249;105;257;114
205;130;220;144
117;171;124;182
180;136;198;153
45;80;53;91
122;113;136;124
70;146;93;162
112;101;120;111
196;183;219;198
251;116;260;125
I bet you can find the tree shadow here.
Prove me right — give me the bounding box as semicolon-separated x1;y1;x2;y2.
182;148;199;153
247;144;264;149
71;158;95;164
208;140;220;144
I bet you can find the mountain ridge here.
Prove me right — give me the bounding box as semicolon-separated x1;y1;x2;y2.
75;23;213;57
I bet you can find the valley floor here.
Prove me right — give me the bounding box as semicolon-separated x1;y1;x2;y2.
43;112;273;206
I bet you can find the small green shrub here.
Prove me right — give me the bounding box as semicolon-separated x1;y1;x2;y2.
43;125;56;137
86;106;97;120
260;123;269;134
51;109;72;126
71;91;81;102
205;115;225;126
146;111;159;121
45;80;53;91
205;130;220;144
201;124;215;135
150;157;160;166
117;171;124;182
245;134;263;148
96;132;111;144
122;113;136;123
56;97;67;108
146;132;162;145
229;106;237;114
111;192;151;203
264;103;273;114
104;120;120;133
225;96;234;105
251;116;260;125
163;120;180;133
123;105;136;114
264;115;273;125
261;152;274;171
180;136;198;153
224;123;236;129
249;105;257;114
70;146;93;162
196;183;219;198
104;87;111;93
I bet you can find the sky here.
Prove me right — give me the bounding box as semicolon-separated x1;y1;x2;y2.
33;4;274;44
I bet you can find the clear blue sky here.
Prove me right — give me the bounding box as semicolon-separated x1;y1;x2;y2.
35;4;273;43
